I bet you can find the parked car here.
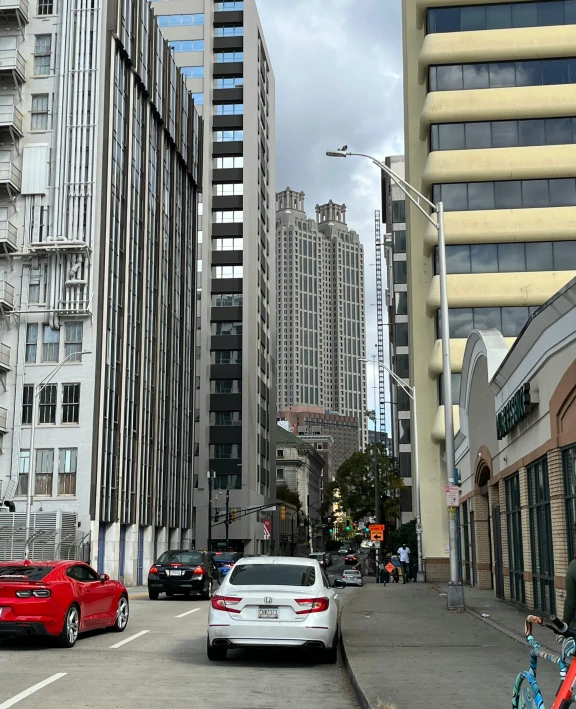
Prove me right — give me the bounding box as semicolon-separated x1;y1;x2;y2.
148;550;220;600
211;551;243;576
207;556;340;663
342;569;363;587
344;553;358;566
0;560;129;648
308;552;328;568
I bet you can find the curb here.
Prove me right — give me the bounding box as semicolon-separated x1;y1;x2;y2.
128;592;149;600
340;629;374;709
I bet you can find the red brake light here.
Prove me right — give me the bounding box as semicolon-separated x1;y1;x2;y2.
211;594;242;613
149;566;158;574
171;563;182;567
295;597;330;614
193;566;205;575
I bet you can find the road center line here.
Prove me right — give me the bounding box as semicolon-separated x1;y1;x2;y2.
175;607;201;618
109;629;150;649
0;673;67;709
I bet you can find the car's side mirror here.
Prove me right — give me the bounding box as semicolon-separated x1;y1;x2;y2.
333;578;346;589
100;573;110;582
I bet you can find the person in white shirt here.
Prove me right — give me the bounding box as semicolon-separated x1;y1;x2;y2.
397;544;411;584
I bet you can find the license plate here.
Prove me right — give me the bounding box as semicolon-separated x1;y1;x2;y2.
167;570;184;577
258;607;278;619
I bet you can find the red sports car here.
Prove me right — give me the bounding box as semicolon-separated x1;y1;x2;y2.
0;559;129;647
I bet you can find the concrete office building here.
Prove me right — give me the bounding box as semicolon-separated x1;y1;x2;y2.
150;0;276;553
276;188;367;450
0;0;201;584
382;155;413;524
403;0;576;579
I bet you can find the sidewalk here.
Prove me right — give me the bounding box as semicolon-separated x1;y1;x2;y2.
340;582;559;709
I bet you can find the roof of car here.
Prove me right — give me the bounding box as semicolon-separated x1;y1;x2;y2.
235;555;316;567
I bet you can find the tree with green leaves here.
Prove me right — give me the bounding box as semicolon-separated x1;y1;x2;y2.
323;444;404;528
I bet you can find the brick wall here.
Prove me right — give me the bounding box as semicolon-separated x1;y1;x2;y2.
548;447;569;613
473;492;492;590
519;466;535;609
425;557;450;583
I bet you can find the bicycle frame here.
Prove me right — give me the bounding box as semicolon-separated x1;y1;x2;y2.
513;615;576;709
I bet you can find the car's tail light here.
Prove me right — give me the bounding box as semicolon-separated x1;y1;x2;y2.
171;563;182;567
211;594;242;613
295;597;330;614
32;589;51;598
15;590;32;598
193;566;205;576
149;566;158;574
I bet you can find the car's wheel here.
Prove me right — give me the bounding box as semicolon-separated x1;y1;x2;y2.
207;636;227;661
148;590;159;600
324;630;338;664
200;580;213;601
111;595;129;633
58;604;80;648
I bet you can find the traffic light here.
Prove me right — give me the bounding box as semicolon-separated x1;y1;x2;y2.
365;525;370;533
345;523;351;531
231;509;237;522
329;528;333;534
280;505;286;521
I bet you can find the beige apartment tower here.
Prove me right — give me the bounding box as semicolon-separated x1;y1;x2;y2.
403;0;576;580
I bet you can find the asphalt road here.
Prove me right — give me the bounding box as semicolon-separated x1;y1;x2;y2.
0;555;360;709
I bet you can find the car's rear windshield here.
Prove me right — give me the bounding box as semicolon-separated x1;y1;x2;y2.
344;570;360;575
212;553;236;563
229;563;316;586
157;551;203;565
0;566;53;580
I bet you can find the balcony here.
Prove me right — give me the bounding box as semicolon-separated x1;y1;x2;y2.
0;0;29;25
0;104;22;140
0;47;25;84
0;158;20;198
0;219;17;255
0;343;10;372
0;280;15;311
0;406;8;433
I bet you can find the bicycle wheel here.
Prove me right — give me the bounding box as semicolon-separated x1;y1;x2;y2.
512;672;544;709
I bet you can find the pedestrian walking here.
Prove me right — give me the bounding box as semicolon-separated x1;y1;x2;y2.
397;543;411;584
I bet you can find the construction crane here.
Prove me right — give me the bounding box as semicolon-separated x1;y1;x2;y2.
374;210;387;453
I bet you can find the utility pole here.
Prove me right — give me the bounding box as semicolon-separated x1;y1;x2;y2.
207;470;214;552
225;488;230;550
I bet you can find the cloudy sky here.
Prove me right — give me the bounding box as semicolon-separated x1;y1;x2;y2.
256;0;404;433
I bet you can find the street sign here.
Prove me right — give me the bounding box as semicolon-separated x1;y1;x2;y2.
445;485;460;507
263;519;271;540
415;523;423;534
385;562;395;573
369;523;385;541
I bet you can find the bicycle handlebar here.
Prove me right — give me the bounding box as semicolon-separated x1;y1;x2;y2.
526;614;571;638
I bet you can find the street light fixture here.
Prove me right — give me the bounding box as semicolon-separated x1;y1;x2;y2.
329;148;463;608
24;349;92;559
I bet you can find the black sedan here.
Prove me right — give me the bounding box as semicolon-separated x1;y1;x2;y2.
344;553;359;565
148;550;221;600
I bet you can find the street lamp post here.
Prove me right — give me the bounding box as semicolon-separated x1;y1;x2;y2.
330;149;463;608
24;349;92;559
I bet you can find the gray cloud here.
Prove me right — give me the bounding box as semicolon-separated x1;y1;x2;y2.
257;0;403;436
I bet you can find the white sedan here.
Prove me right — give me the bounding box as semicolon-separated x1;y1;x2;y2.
207;556;340;663
342;569;363;587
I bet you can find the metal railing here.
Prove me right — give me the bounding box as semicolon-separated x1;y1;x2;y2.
0;407;8;431
0;105;22;133
0;161;20;190
0;343;10;369
0;221;17;250
0;0;29;19
0;280;15;308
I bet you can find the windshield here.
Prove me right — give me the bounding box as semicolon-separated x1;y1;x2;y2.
229;563;316;586
344;570;360;576
157;551;203;565
0;565;53;580
212;553;236;563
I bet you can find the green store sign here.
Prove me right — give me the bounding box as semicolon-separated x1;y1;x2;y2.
496;383;533;440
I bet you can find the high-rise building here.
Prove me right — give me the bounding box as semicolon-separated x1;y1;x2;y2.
382;156;413;524
403;0;576;580
0;0;202;583
151;0;276;553
276;188;367;450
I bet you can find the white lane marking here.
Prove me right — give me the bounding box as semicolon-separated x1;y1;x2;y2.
0;673;67;708
175;607;201;618
109;629;150;649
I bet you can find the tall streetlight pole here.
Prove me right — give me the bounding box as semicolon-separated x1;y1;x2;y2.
24;349;92;559
329;149;463;608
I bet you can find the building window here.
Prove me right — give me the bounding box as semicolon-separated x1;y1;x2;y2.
210;443;242;458
506;473;526;604
215;1;244;9
213;210;243;223
212;293;243;307
212;321;243;335
438;373;462;406
211;411;242;425
429;57;576;93
22;384;33;425
191;92;204;105
167;40;204;52
35;448;54;496
528;457;555;614
212;379;242;394
212;265;243;279
398;452;412;478
395;323;409;347
395;354;409;378
180;66;204;79
214;130;244;142
64;322;83;361
395;292;408;316
438;306;539;339
215;103;244;114
37;0;53;15
214;237;243;251
33;35;52;76
393;230;406;252
277;449;284;458
25;324;38;363
31;94;49;130
157;13;204;26
392;200;405;223
427;2;576;34
213;156;244;169
62;383;80;424
58;448;77;495
398;418;411;444
215;77;244;89
277;468;284;479
38;384;57;424
393;260;407;285
215;25;244;36
214;183;243;196
16;450;30;495
42;325;60;362
213;350;242;364
214;474;242;490
214;51;244;63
